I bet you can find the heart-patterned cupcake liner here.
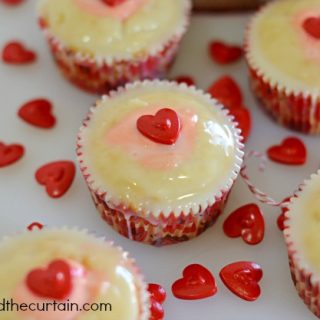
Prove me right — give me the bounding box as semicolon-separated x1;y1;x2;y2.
37;0;191;94
77;80;244;246
284;170;320;318
245;1;320;134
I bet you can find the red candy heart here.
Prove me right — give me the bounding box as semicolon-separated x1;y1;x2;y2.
101;0;126;6
207;76;243;109
223;203;265;245
18;99;56;129
174;75;195;87
137;108;181;145
172;264;217;300
267;137;307;165
35;161;75;198
277;197;291;231
148;284;166;320
2;41;36;64
229;106;251;142
1;0;24;5
26;260;72;300
0;142;24;168
303;17;320;39
220;261;263;301
27;222;44;231
209;41;243;64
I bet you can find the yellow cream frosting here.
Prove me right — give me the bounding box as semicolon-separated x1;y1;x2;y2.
79;82;241;216
0;229;147;320
249;0;320;93
38;0;189;59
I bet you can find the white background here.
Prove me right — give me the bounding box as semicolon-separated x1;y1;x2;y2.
0;1;319;319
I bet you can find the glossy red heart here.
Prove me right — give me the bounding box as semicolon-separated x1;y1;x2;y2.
220;261;263;301
101;0;126;6
148;283;166;320
303;17;320;39
172;264;217;300
137;108;181;145
207;76;243;109
223;203;265;245
26;260;72;300
277;197;291;231
35;161;75;198
174;75;195;87
267;137;307;165
0;142;24;168
1;0;24;5
18;99;56;129
209;41;243;64
2;41;36;64
27;222;44;231
229;106;251;142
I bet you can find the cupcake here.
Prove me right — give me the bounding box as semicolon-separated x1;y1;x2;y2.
0;228;150;319
37;0;191;94
246;0;320;134
284;170;320;317
77;80;244;246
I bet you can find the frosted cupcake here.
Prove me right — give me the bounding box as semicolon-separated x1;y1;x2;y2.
246;0;320;134
284;170;320;317
38;0;191;94
77;80;243;246
0;228;150;320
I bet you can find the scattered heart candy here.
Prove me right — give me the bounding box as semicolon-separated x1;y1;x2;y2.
35;161;76;198
223;203;265;245
1;0;24;5
207;75;243;109
172;264;217;300
174;75;195;87
0;142;24;168
26;260;72;300
303;17;320;39
209;41;243;64
220;261;263;302
137;108;181;145
27;222;44;231
267;137;307;165
101;0;126;6
277;197;291;231
229;106;251;142
2;41;36;64
18;99;56;129
148;283;166;320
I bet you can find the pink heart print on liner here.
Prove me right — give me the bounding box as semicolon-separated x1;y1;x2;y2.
75;0;148;20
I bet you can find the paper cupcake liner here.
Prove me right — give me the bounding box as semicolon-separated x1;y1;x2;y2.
245;2;320;134
1;227;150;320
284;170;320;318
38;0;191;94
77;80;244;246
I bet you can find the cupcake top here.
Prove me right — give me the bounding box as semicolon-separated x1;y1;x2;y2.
0;229;149;320
77;80;243;218
247;0;320;94
38;0;190;60
285;170;320;281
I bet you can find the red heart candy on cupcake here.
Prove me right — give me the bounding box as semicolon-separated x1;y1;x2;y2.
220;261;263;301
2;41;36;64
18;99;56;129
223;203;265;245
35;161;75;198
0;142;24;168
172;264;217;300
137;108;181;145
303;17;320;39
209;41;243;64
148;283;166;320
267;137;307;165
26;260;72;300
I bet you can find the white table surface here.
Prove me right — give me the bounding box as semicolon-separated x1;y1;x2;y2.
0;2;319;319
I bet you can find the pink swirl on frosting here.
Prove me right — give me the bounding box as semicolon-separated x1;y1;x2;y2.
105;106;198;170
75;0;148;20
293;9;320;61
13;260;101;320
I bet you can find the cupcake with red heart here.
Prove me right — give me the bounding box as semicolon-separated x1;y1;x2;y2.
246;0;320;134
284;170;320;317
37;0;191;94
0;228;150;319
77;80;244;246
